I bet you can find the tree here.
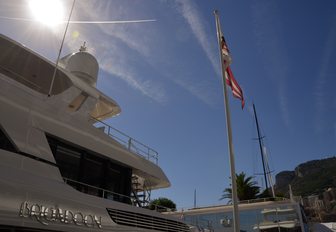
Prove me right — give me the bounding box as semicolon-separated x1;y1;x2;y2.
258;188;272;198
149;197;176;212
220;172;260;202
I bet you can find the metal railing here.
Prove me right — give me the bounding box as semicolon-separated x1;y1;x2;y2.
238;197;288;205
63;177;176;212
64;177;134;204
91;118;158;165
180;197;290;211
150;204;176;213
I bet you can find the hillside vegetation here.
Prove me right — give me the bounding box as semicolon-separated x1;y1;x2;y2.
275;157;336;196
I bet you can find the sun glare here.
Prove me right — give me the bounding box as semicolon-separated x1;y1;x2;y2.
29;0;64;27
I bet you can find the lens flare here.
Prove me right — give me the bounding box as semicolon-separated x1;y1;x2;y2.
29;0;64;26
72;30;80;38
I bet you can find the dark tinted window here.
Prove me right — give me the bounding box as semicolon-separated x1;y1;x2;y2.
55;146;81;180
0;126;17;152
47;135;132;203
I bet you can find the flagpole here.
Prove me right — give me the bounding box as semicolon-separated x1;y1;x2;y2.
214;10;240;232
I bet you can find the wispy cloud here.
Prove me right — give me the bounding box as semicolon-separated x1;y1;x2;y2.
101;58;168;103
64;1;220;107
65;1;167;103
174;0;219;75
314;15;336;133
170;0;222;106
251;2;290;128
334;123;336;145
78;0;168;63
174;78;217;107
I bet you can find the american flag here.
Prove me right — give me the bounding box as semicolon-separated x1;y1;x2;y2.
221;36;245;109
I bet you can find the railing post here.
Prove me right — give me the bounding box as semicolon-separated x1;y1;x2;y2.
128;138;132;150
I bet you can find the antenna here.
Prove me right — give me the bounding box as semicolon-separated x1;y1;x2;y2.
48;0;76;97
79;41;87;52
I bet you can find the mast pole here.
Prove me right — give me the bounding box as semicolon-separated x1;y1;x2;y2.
252;103;269;195
194;189;197;208
214;10;240;232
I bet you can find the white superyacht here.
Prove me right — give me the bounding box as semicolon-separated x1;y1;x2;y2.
0;34;189;232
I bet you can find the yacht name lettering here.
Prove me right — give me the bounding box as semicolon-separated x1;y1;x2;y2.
19;201;102;228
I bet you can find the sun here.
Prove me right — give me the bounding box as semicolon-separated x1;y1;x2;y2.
29;0;64;27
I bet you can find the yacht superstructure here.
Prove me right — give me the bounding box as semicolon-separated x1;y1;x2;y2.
0;34;189;232
166;198;308;232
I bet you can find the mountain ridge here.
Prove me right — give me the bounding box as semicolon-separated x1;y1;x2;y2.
274;156;336;196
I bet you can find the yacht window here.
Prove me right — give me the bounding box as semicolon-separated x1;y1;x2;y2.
46;135;132;203
79;154;104;196
104;162;132;203
0;126;17;152
55;146;81;181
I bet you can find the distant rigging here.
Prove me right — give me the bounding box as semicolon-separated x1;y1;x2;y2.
253;103;275;197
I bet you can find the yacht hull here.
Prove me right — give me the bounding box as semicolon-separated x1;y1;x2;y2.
0;150;186;232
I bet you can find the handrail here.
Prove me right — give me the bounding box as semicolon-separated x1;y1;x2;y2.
64;177;135;204
180;197;291;211
63;177;176;212
91;117;158;164
238;197;288;205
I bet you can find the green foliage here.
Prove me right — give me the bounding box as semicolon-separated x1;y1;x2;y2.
258;189;272;198
149;197;176;211
274;192;285;198
220;172;260;201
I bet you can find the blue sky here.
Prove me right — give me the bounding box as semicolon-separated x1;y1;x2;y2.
1;0;336;209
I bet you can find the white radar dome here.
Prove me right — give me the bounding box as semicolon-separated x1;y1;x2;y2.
60;43;99;86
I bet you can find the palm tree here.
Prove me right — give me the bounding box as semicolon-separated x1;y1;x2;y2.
220;172;260;202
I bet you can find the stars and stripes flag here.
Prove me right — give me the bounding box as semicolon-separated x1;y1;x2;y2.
221;36;245;109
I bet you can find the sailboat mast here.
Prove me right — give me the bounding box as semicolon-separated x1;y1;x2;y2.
252;103;269;194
